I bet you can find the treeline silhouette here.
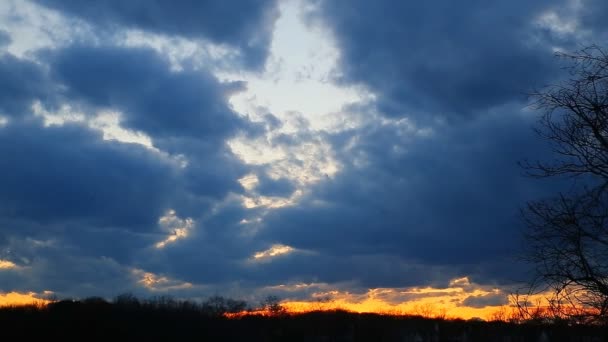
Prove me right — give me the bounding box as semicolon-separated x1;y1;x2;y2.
0;294;606;341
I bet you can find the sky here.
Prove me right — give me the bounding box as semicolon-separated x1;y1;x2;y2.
0;0;606;319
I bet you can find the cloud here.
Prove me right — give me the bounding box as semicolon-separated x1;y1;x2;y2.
45;45;248;141
580;0;608;35
0;260;17;269
462;292;508;308
307;0;568;120
42;44;255;206
138;200;260;286
33;0;279;68
255;173;296;197
243;252;463;290
0;53;52;118
254;110;564;288
0;120;177;229
0;43;261;298
129;108;566;295
0;30;10;47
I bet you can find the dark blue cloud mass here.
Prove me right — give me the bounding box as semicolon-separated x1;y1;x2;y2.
45;45;248;141
0;119;178;297
462;292;508;308
254;111;564;288
255;172;296;197
0;54;51;117
308;0;569;120
580;0;608;36
0;121;176;229
0;44;255;296
43;44;254;209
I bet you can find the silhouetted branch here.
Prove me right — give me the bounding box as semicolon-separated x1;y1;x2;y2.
521;45;608;325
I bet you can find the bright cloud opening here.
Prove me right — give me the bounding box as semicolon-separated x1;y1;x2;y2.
155;210;195;249
224;0;365;211
253;244;295;260
119;29;239;72
132;268;194;291
221;0;365;132
89;111;155;148
31;102;189;169
241;191;303;209
0;259;17;269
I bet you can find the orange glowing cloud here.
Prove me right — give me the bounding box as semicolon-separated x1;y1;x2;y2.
274;277;521;320
253;244;295;260
131;268;195;291
0;259;18;269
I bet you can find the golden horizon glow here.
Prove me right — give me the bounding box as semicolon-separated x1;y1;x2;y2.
269;277;524;320
280;298;508;320
0;291;50;307
0;284;557;322
0;276;557;321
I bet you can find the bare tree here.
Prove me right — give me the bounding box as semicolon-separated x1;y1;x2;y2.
261;295;287;316
520;45;608;324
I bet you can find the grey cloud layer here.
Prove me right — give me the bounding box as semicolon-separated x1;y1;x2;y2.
0;41;256;296
255;113;563;288
0;54;51;117
46;45;248;140
0;121;176;228
309;0;571;120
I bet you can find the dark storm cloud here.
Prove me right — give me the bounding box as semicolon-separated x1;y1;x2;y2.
580;0;608;35
0;42;260;297
134;134;248;218
309;0;564;120
0;120;176;229
462;292;508;308
34;0;279;68
144;215;460;291
0;241;137;298
243;253;461;290
45;45;247;141
130;110;565;292
223;0;608;291
139;201;260;285
0;54;51;117
43;44;253;207
0;44;255;236
0;119;178;296
255;111;563;288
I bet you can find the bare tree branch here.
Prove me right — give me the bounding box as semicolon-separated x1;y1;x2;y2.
521;45;608;325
